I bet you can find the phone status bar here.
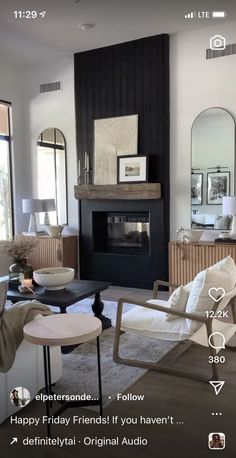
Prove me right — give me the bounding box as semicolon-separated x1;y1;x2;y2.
184;11;227;20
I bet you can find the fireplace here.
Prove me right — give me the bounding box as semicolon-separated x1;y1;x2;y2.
78;199;167;289
93;212;150;255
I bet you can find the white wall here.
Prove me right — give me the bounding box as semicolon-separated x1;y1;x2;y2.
0;56;77;274
170;21;236;239
0;60;32;237
0;60;32;274
24;56;78;234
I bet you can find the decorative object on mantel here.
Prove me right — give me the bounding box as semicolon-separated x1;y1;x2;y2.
47;225;64;237
78;152;91;185
84;151;90;184
94;114;138;185
1;238;37;288
117;155;148;184
77;158;82;184
22;198;43;233
74;183;161;200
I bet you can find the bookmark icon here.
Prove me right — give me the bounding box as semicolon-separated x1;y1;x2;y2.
209;381;225;395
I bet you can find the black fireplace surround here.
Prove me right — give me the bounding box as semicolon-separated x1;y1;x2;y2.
74;33;169;289
80;200;165;289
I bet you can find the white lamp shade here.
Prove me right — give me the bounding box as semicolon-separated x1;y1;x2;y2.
222;196;236;215
22;199;43;214
42;199;56;212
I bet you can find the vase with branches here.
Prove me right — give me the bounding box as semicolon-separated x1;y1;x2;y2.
1;238;37;285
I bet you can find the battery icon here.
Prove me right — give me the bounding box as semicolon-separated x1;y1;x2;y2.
212;11;227;18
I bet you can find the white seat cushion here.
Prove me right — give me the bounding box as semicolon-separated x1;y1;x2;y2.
121;300;191;341
120;298;236;349
186;256;236;333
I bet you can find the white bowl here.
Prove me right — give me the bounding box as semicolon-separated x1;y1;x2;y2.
47;225;64;237
33;267;75;290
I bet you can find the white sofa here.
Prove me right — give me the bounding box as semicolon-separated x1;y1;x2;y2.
0;338;62;423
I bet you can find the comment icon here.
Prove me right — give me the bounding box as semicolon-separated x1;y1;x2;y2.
208;332;225;350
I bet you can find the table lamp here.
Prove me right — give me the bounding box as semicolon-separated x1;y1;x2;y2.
22;199;43;233
222;196;236;238
42;199;56;225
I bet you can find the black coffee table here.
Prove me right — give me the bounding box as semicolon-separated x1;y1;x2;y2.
2;278;111;330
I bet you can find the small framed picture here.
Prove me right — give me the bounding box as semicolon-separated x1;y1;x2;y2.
117;155;148;183
191;173;203;205
207;172;230;205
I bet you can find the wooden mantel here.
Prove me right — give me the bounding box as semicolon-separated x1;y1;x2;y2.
74;183;161;200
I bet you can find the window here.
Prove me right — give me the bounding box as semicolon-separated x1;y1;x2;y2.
37;128;67;225
0;101;13;240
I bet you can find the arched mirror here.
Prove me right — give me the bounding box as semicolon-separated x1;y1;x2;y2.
191;108;235;229
37;128;68;225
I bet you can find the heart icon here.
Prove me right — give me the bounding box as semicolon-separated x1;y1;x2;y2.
208;287;225;303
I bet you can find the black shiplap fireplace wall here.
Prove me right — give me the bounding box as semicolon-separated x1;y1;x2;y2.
74;34;169;288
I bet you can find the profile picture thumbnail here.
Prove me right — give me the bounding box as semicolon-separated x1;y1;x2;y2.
208;432;225;450
10;387;31;408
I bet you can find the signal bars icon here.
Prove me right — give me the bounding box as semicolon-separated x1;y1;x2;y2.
185;11;196;19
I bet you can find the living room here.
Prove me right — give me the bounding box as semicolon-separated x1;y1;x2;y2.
1;1;236;457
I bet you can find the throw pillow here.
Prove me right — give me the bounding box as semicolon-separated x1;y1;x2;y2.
214;215;229;230
166;283;192;322
186;256;236;334
208;255;236;279
0;282;8;316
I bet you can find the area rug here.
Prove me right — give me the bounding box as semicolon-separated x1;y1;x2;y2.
50;297;134;325
53;299;176;408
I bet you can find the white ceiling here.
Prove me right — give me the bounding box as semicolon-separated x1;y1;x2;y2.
1;0;236;65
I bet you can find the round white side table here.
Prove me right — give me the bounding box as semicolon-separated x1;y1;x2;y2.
24;313;102;436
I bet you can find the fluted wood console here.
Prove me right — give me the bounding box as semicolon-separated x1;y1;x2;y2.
169;241;236;285
16;235;78;275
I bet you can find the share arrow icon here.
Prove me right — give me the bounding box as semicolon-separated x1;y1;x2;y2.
209;381;225;395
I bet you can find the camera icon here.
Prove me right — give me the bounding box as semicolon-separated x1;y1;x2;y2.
210;35;226;50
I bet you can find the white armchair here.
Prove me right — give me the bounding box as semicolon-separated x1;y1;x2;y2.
113;279;236;382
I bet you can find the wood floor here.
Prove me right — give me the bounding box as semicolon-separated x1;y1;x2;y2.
101;285;154;302
1;286;236;458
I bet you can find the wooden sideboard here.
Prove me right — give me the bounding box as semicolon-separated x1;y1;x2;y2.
169;240;236;285
16;235;78;275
